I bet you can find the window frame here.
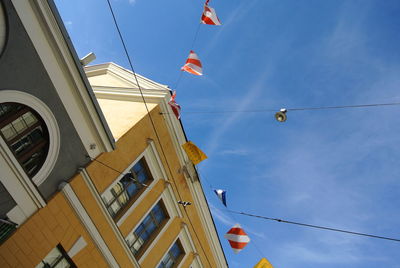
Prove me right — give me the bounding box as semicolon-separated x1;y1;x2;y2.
0;90;61;187
0;102;50;179
126;200;170;259
157;239;185;268
36;244;76;268
102;157;154;222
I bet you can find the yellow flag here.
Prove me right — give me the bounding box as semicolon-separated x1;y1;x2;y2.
182;141;207;165
254;258;274;268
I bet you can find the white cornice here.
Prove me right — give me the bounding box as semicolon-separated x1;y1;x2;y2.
85;63;169;90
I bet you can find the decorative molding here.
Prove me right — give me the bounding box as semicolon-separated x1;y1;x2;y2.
0;90;60;186
80;168;139;267
67;236;87;258
0;136;46;215
60;182;119;267
6;206;26;225
0;0;6;58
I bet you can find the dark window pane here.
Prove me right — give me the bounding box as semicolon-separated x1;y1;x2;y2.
125;183;139;197
136;171;147;183
128;201;168;256
132;160;144;173
142;215;152;227
104;157;153;219
139;231;150;241
146;221;156;234
158;241;184;268
170;244;182;258
135;223;144;235
0;103;49;179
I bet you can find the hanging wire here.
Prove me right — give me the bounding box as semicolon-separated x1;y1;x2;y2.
196;168;268;259
88;157;148;187
104;1;215;266
89;153;400;262
287;102;400;111
165;102;400;115
92;85;400;114
228;210;400;243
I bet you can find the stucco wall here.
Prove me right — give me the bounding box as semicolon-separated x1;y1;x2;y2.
0;0;90;199
0;190;107;267
86;105;219;267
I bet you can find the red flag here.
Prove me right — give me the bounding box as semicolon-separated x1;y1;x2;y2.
201;5;221;25
168;91;181;120
181;50;203;76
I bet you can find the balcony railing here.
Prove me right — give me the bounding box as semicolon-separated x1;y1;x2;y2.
0;218;17;244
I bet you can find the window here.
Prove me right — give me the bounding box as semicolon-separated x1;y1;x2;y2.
0;103;49;178
158;240;185;268
102;158;154;220
36;244;76;268
125;201;169;257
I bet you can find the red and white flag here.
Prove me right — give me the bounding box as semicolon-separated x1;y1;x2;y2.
181;50;203;76
168;91;181;120
201;5;221;25
224;224;250;253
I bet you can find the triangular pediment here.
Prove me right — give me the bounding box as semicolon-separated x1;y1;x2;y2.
84;62;170;140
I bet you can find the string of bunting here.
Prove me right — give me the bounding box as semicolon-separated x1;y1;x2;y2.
167;0;222;120
103;0;400;266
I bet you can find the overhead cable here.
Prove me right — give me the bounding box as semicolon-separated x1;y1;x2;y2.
228;210;400;243
104;1;215;266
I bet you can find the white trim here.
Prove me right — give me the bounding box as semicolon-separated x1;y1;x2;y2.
67;236;87;258
0;90;60;185
0;138;45;219
86;63;169;90
11;0;114;157
80;168;139;267
191;255;203;268
0;1;6;56
60;182;119;268
6;206;26;225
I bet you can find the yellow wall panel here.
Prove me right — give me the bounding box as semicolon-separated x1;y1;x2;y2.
0;191;108;268
70;174;134;267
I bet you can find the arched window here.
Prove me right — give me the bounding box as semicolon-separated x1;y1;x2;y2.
0;102;49;178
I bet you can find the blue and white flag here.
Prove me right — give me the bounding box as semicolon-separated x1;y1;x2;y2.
214;189;227;207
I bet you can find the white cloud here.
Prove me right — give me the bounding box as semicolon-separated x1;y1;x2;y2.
209;204;235;227
219;148;249;156
128;0;136;5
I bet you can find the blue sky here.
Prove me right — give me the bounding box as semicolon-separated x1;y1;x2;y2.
55;0;400;267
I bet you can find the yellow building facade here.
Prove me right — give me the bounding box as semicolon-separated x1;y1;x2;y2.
0;62;228;267
0;0;226;266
